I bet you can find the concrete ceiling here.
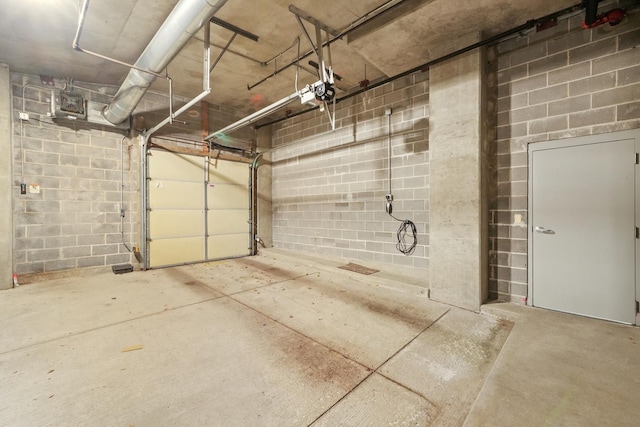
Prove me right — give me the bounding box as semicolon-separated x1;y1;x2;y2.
0;0;581;121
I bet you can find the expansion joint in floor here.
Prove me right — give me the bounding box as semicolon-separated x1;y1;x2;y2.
304;309;451;426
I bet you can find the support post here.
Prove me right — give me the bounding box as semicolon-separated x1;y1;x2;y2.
0;64;13;289
428;46;489;311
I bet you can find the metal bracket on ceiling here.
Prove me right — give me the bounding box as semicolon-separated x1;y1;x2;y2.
308;60;342;81
145;20;213;136
210;17;259;42
246;38;323;91
208;17;259;73
288;5;340;38
288;5;337;131
289;4;337;83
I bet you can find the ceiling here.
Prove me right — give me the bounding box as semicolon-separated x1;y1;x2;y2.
1;0;582;123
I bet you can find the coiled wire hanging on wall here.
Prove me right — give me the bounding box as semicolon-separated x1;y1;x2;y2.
389;212;417;255
384;108;417;255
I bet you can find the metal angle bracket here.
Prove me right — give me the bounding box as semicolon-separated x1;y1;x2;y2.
288;3;337;131
208;17;259;73
289;4;337;83
288;5;340;38
210;17;259;42
145;20;213;136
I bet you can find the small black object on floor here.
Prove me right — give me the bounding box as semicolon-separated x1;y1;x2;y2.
112;264;134;274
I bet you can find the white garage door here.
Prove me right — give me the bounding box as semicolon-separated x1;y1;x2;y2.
148;149;250;268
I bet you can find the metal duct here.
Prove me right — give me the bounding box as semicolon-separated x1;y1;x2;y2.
103;0;228;125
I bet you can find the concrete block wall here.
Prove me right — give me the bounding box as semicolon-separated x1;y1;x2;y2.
490;1;640;302
10;73;140;279
8;72;255;281
271;72;430;283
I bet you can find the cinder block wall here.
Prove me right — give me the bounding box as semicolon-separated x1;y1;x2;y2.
9;72;254;281
10;73;140;279
490;2;640;302
271;72;430;283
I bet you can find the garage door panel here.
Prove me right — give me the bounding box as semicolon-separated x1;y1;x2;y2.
150;237;205;267
149;181;204;210
148;150;250;267
209;161;249;185
150;151;204;181
208;234;249;259
208;210;249;234
208;184;248;209
150;210;204;238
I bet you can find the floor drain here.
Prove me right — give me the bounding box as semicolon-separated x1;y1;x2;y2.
338;263;379;275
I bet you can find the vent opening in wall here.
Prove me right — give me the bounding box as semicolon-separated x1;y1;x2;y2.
49;89;87;120
47;89;129;129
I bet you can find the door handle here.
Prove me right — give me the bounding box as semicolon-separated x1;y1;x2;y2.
535;226;555;235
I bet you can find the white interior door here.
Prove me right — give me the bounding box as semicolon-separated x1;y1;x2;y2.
529;133;637;324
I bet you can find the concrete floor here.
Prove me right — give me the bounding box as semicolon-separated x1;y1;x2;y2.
0;250;638;426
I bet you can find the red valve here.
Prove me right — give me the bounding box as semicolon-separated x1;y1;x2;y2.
582;8;626;29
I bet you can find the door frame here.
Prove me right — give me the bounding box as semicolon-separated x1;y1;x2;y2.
527;129;640;325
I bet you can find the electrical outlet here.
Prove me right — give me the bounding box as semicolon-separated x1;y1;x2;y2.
385;193;394;215
19;112;29;121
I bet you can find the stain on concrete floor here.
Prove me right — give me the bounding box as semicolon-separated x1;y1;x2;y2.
0;251;514;426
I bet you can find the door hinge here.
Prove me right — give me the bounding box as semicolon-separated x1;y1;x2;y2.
636;227;639;239
636;153;639;164
636;301;639;314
